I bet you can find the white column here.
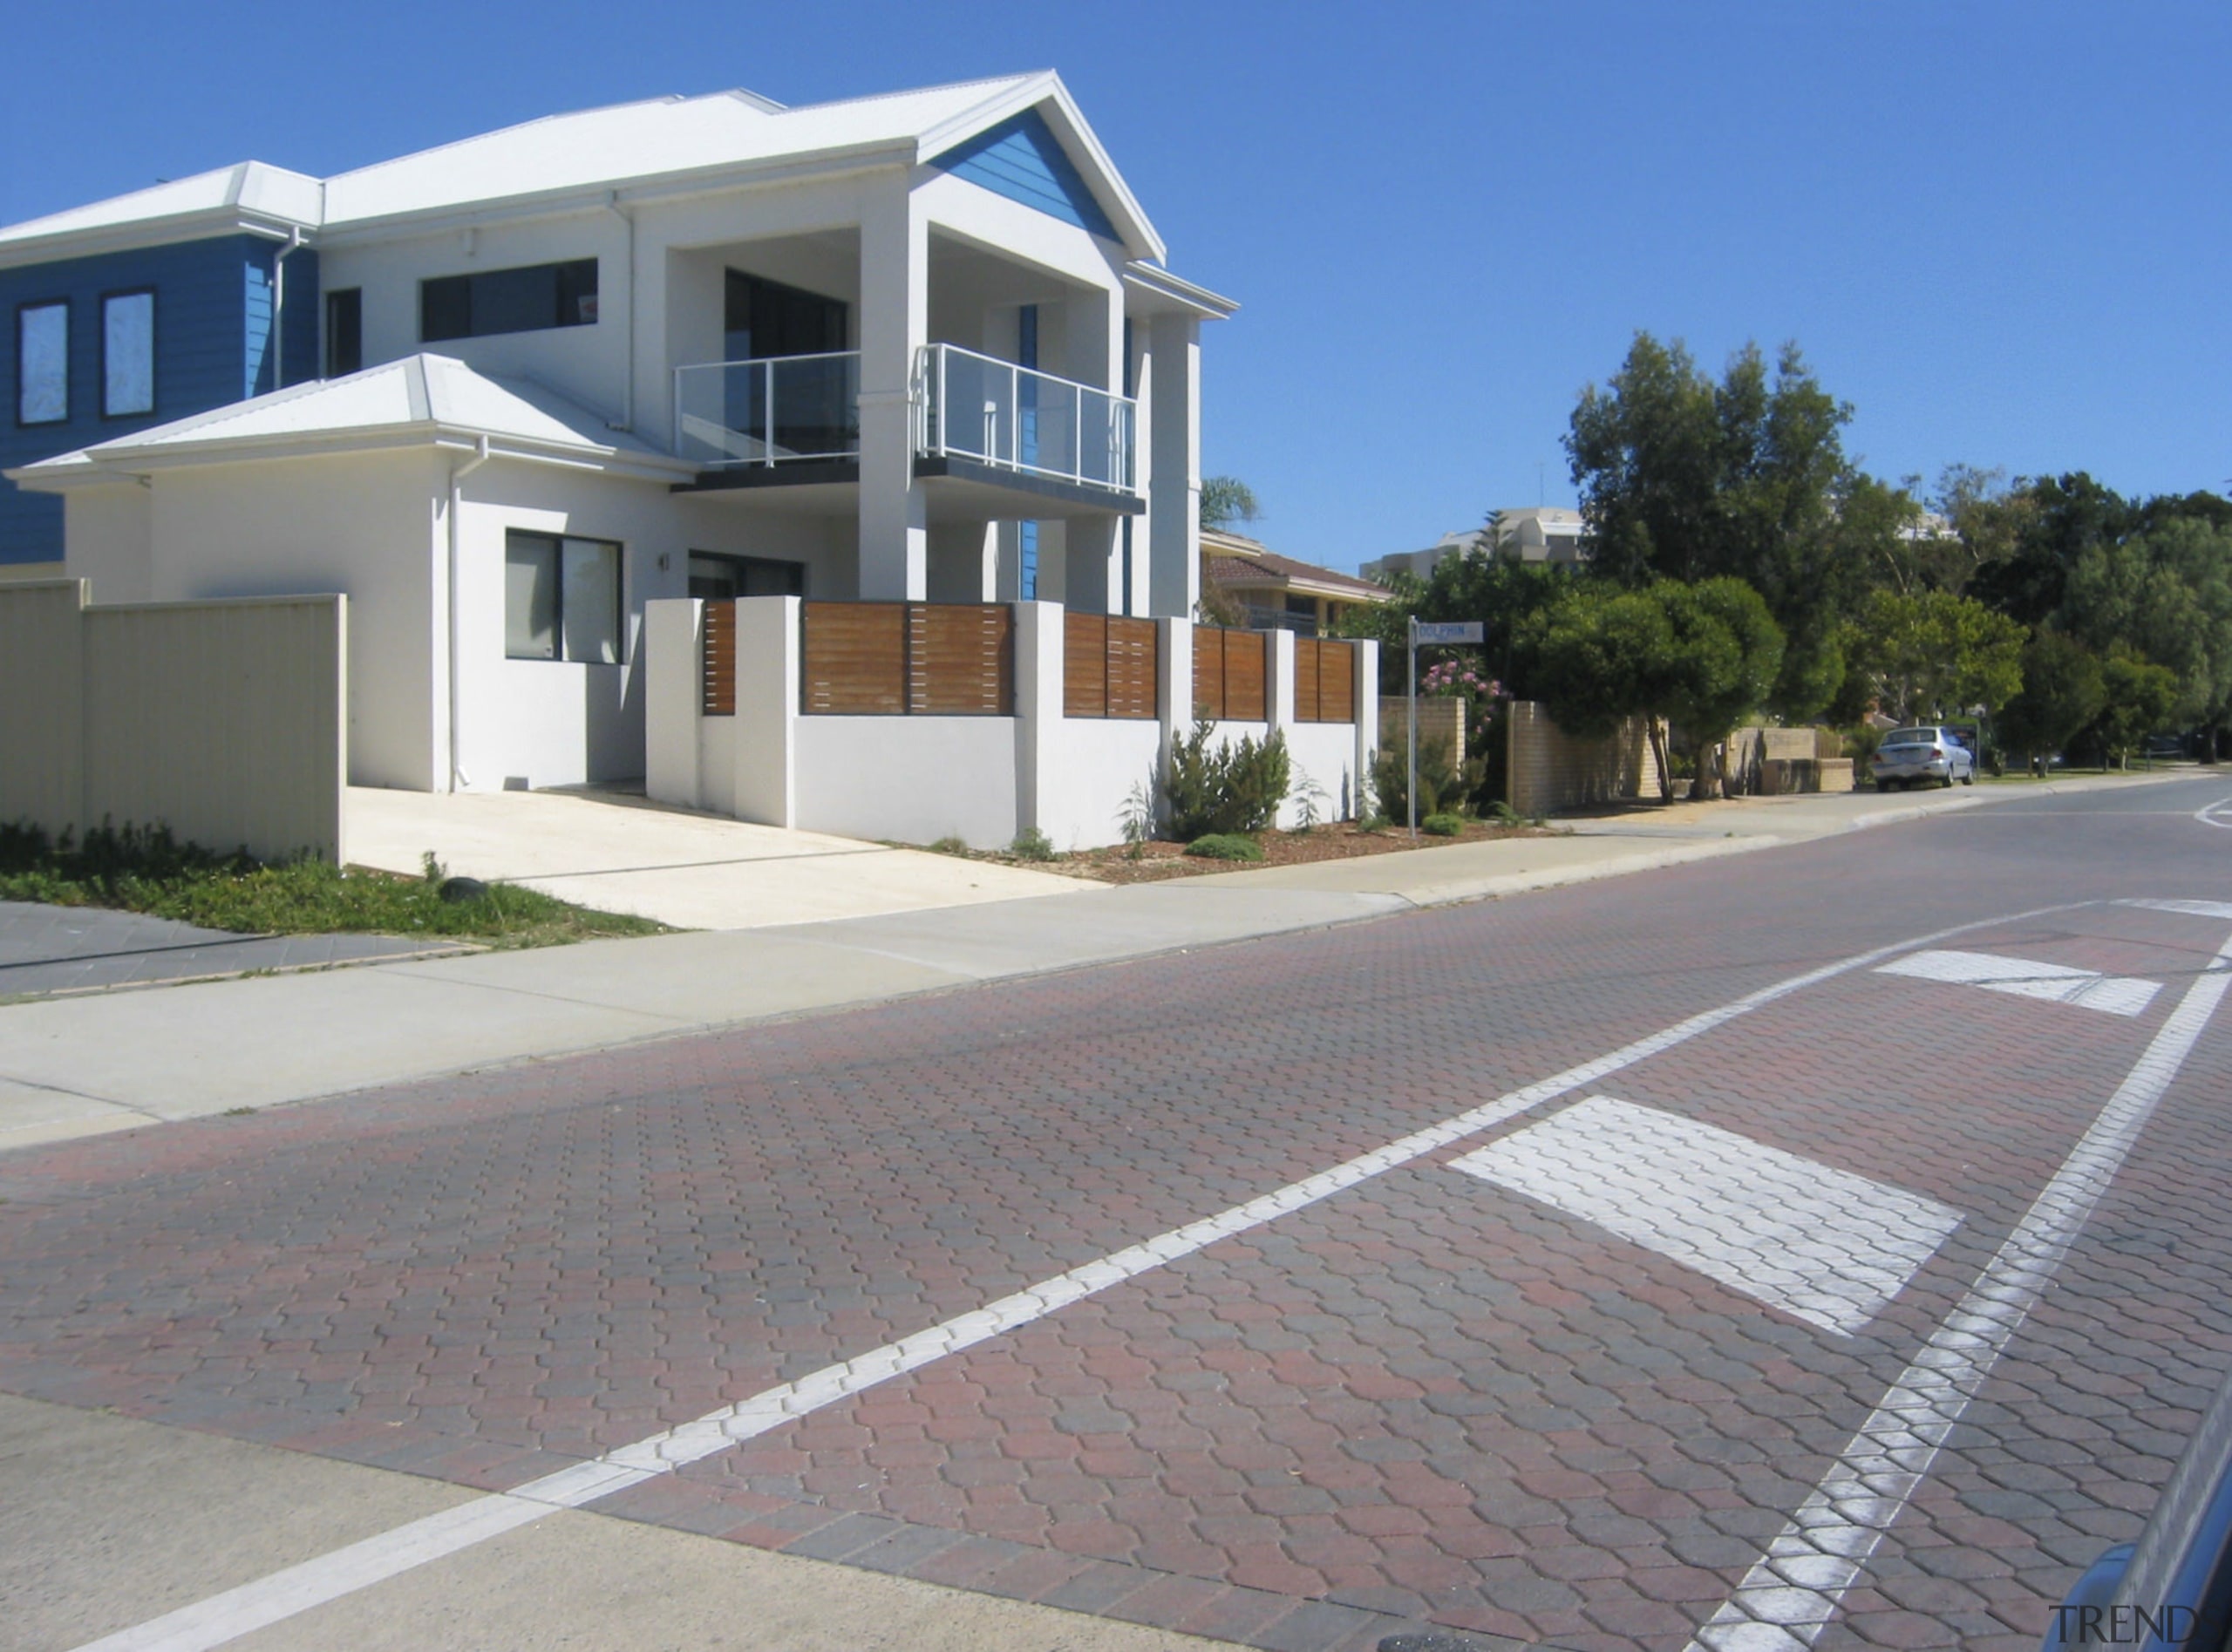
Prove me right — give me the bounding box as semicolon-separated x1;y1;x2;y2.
1157;616;1194;835
856;173;928;600
1147;312;1201;619
1061;282;1127;614
1267;628;1296;734
1013;600;1064;842
1352;639;1379;822
730;595;798;827
643;598;704;809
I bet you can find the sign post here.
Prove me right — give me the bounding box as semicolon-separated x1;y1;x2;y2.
1406;619;1485;837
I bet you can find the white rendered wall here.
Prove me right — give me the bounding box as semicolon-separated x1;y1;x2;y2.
126;451;442;791
1282;723;1362;826
794;715;1019;849
62;483;154;603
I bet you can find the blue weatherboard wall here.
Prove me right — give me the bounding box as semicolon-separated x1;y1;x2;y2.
932;109;1118;241
0;235;319;564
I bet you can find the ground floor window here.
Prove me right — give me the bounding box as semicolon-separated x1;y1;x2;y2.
505;530;623;663
687;552;806;600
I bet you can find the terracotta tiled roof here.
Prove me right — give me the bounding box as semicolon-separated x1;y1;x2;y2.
1200;530;1386;602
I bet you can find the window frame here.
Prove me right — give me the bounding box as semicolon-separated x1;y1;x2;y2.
503;528;626;665
99;286;157;420
421;259;600;344
15;297;70;428
324;288;363;379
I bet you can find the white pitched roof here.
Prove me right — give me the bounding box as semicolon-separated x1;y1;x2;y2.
0;160;322;257
6;355;691;486
0;71;1163;264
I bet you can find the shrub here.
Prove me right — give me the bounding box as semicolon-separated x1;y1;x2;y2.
1164;719;1291;840
927;835;970;857
1184;833;1263;861
1420;812;1465;837
1370;738;1458;826
1008;827;1056;861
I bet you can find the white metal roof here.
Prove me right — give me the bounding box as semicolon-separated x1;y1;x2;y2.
0;71;1166;265
6;355;691;486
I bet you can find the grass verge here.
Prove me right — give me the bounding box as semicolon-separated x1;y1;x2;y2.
0;823;667;949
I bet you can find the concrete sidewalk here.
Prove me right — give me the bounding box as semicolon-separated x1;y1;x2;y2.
346;785;1098;929
0;771;2190;1152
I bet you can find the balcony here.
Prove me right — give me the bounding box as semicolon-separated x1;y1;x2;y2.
914;343;1134;494
672;345;1140;520
674;351;860;471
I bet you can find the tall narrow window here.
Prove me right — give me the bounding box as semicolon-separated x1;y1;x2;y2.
505;530;623;663
17;300;68;425
101;290;155;418
325;289;363;378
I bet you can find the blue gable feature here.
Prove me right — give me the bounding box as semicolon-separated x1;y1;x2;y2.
933;109;1118;241
0;235;320;565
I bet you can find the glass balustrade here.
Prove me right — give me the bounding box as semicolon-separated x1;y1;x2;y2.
915;343;1134;492
671;343;1134;493
673;351;860;467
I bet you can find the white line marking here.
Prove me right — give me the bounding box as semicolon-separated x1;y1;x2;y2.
67;901;2093;1652
2191;796;2232;830
1877;948;2162;1016
2124;897;2232;921
1684;923;2232;1652
1451;1097;1962;1336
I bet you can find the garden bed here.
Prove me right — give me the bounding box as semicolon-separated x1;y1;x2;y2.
953;818;1564;886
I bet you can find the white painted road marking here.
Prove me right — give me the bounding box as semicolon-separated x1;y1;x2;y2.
58;901;2099;1652
2125;896;2232;921
1877;947;2162;1016
2191;796;2232;830
1451;1096;1962;1336
1686;919;2232;1652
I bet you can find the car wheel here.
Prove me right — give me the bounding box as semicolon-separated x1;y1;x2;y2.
1941;772;1954;788
1961;770;1975;785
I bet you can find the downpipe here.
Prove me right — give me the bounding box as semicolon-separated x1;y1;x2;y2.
447;434;492;791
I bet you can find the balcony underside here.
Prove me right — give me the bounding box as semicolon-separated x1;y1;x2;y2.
673;457;1143;523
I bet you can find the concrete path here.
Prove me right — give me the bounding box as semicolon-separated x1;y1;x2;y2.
345;785;1097;930
0;901;462;1003
0;771;2192;1154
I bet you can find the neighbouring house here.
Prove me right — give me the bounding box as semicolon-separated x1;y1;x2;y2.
3;71;1240;806
1198;527;1387;636
1361;506;1587;583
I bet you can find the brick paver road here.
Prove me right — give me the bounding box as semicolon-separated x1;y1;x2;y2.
3;780;2229;1651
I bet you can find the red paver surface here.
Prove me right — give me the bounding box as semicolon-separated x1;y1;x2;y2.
3;788;2229;1651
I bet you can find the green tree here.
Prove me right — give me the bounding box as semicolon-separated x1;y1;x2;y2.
1525;577;1782;800
1845;589;2025;725
1997;631;2104;773
2086;650;2181;770
1198;476;1262;531
1564;332;1894;719
2060;515;2232;744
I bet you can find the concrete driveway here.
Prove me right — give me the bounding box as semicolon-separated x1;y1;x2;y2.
344;786;1099;931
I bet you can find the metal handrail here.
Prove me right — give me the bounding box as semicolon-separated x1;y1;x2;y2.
914;342;1135;492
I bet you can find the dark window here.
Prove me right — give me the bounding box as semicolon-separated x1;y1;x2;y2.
422;259;598;343
687;552;806;600
100;289;155;418
723;269;846;360
325;289;363;377
506;530;623;663
17;300;68;425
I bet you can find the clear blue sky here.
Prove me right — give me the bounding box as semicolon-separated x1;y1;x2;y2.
7;1;2226;571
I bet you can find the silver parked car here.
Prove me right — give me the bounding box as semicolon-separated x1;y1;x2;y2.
1871;725;1977;790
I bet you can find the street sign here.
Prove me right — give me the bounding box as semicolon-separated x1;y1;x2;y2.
1412;621;1485;645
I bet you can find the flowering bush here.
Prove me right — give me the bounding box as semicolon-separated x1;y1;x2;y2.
1419;660;1503;700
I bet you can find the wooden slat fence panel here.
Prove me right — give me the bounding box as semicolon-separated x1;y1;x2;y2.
910;603;1012;715
1193;625;1226;720
1224;629;1267;721
1065;612;1108;718
1315;638;1356;724
1292;636;1323;723
701;600;736;717
1105;617;1158;719
803;601;908;714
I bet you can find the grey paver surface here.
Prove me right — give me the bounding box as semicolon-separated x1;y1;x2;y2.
2;776;2229;1651
0;900;463;999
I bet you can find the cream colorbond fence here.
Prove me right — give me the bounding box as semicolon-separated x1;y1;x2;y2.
0;581;347;862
